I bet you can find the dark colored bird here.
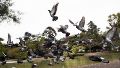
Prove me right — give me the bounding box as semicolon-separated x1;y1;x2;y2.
48;3;59;21
69;16;86;32
24;32;32;41
58;25;70;37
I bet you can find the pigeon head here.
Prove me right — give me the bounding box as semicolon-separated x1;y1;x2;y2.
48;10;51;13
82;16;85;20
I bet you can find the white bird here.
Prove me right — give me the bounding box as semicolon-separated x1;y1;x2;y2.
48;3;59;21
69;16;86;32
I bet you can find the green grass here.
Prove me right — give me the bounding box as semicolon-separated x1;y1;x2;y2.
0;63;31;68
101;52;120;61
0;52;120;68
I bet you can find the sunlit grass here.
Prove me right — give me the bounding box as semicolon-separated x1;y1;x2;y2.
102;52;120;61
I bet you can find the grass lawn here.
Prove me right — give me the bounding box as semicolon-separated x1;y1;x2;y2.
0;52;120;68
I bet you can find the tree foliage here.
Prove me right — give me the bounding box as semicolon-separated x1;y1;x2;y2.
108;13;120;28
0;0;21;23
42;26;57;44
0;42;6;56
86;21;102;43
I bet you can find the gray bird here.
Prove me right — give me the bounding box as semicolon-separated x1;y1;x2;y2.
48;3;59;21
7;33;13;46
69;16;86;32
58;25;68;33
103;23;117;50
58;25;70;37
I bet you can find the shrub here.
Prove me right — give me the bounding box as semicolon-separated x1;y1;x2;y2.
7;48;27;59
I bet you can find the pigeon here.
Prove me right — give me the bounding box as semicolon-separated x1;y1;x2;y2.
58;25;68;33
105;23;116;44
58;25;70;37
7;33;13;46
69;16;86;32
48;3;59;21
103;24;117;50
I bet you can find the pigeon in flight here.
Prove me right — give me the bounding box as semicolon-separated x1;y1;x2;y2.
69;16;86;32
103;23;117;50
58;25;70;37
48;3;59;21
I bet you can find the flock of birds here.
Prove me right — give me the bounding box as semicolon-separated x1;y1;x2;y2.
48;2;119;50
48;2;86;36
0;2;120;68
41;2;120;66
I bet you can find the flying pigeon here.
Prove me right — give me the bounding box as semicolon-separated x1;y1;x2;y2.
103;24;117;50
58;25;70;37
48;3;59;21
7;33;13;45
69;16;86;32
58;25;68;33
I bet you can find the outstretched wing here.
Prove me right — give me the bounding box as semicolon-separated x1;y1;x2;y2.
8;33;11;42
106;27;117;41
69;19;76;26
51;3;59;16
79;16;85;27
63;25;68;30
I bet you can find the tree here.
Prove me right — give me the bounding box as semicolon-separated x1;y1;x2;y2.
42;26;57;39
24;32;32;41
108;13;120;28
86;21;101;42
0;42;6;57
0;0;21;23
0;37;4;41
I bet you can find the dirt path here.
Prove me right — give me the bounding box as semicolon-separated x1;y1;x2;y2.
4;57;49;63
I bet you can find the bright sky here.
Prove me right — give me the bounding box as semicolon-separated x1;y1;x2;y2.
0;0;120;43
